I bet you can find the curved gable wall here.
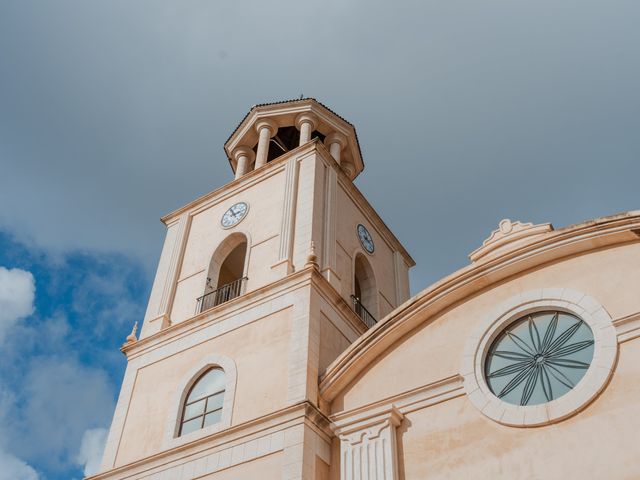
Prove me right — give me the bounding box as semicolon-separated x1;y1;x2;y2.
323;213;640;413
325;214;640;478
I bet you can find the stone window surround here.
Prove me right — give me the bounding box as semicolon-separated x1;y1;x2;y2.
461;288;618;427
163;354;238;449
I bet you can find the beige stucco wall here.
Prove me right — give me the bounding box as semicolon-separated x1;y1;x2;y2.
333;242;640;413
199;452;282;479
171;169;287;324
141;141;411;340
397;340;640;479
319;311;353;373
115;307;292;466
335;183;402;318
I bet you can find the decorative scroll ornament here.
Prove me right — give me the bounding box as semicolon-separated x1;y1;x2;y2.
469;218;553;262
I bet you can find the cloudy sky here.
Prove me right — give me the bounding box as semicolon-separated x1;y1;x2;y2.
1;1;638;478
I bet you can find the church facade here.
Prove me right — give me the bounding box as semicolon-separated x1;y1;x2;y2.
90;99;640;480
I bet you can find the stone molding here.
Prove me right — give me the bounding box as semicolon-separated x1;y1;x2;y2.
93;402;325;480
320;211;640;402
328;377;464;480
461;288;618;427
123;267;364;362
614;311;640;343
331;375;463;425
469;218;553;262
162;354;238;450
99;424;286;480
333;406;403;480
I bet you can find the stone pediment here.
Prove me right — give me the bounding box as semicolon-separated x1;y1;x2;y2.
469;218;554;262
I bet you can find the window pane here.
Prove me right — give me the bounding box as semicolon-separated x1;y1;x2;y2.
206;392;224;412
183;399;205;420
181;417;202;436
203;409;222;427
187;368;225;403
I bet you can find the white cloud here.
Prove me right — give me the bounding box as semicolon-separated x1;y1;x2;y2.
75;428;108;477
0;267;35;342
3;358;115;472
0;448;39;480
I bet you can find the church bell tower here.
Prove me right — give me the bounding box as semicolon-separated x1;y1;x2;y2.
92;98;414;480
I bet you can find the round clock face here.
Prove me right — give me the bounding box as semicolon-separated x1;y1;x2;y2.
221;202;248;228
357;224;374;254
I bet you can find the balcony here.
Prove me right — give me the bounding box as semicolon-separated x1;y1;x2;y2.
196;277;247;314
351;295;377;329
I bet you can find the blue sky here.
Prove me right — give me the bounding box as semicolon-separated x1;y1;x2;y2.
0;232;147;478
1;1;639;478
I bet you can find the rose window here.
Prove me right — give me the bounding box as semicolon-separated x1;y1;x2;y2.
484;311;595;406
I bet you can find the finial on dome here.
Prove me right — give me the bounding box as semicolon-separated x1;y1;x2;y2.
306;241;319;270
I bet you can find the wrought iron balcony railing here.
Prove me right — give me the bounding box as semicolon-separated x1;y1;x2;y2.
351;295;377;329
196;277;247;314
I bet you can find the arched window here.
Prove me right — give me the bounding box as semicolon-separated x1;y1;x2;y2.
179;368;226;436
352;253;378;327
198;233;248;312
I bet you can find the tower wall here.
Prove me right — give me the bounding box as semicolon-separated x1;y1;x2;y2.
94;100;414;480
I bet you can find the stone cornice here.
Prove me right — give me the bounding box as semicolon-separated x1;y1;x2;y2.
88;401;326;480
319;210;640;401
123;267;310;358
122;265;367;359
330;375;463;424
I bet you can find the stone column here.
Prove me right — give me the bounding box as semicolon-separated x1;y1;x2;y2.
295;112;319;145
232;146;255;179
325;131;348;166
254;118;277;169
333;406;403;480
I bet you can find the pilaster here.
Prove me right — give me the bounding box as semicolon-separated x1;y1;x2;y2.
333;406;403;480
272;156;301;276
140;212;191;338
321;164;341;292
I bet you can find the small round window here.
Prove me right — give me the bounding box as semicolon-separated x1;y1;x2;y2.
484;311;594;406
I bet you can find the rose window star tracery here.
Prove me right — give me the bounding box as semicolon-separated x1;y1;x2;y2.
485;311;595;406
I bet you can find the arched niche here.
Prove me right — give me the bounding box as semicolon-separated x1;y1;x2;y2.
353;253;379;322
200;233;249;311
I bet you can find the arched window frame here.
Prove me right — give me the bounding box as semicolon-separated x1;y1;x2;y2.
205;231;252;294
163;354;237;448
351;249;379;320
